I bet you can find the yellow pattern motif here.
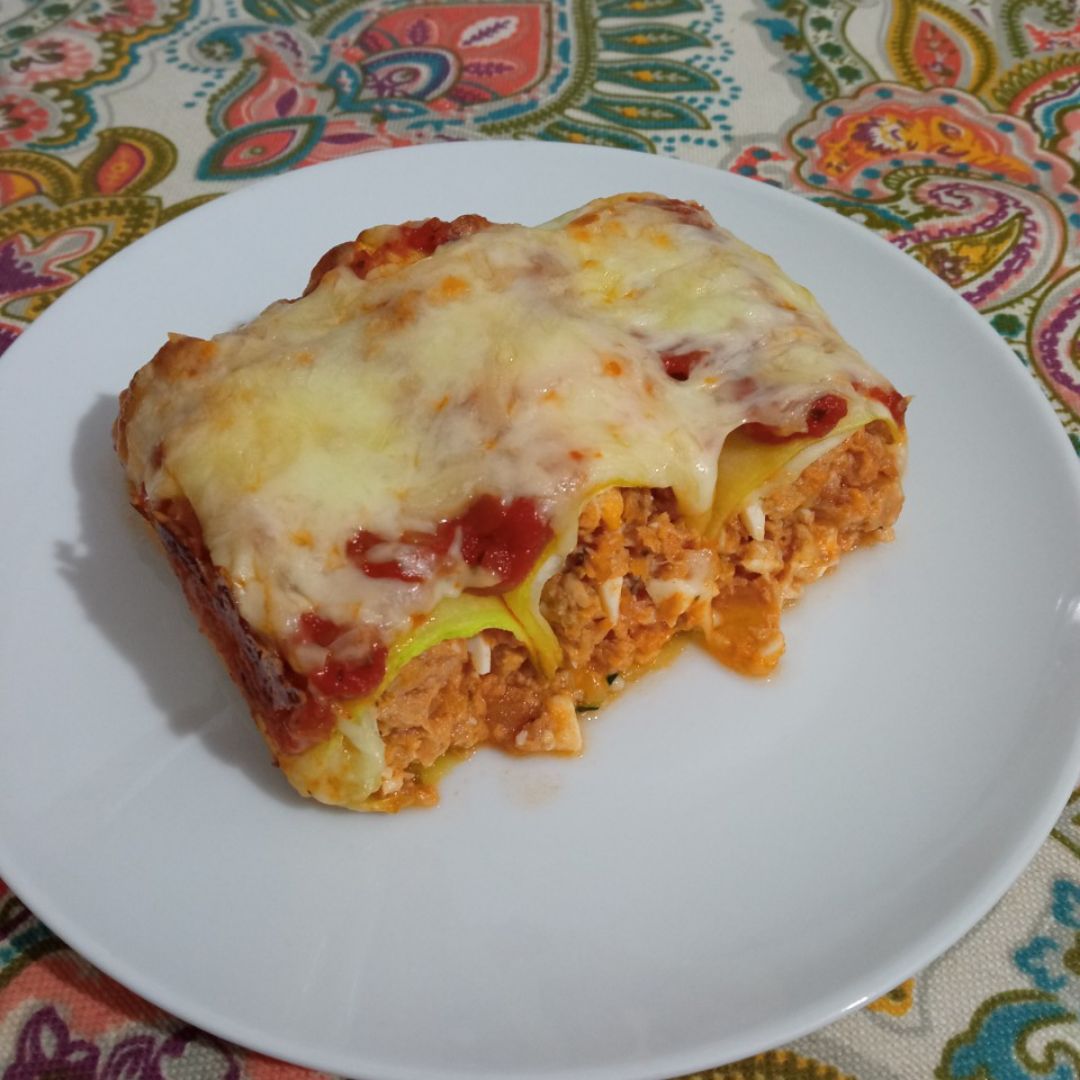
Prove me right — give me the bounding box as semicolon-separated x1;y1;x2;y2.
908;214;1027;287
868;978;916;1017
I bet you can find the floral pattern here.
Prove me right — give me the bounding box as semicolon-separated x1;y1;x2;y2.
0;126;215;349
2;0;1080;1076
0;0;197;149
172;0;738;178
0;94;53;149
737;0;1080;446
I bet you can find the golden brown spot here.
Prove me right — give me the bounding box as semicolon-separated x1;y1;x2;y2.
603;358;624;376
437;275;470;300
291;529;314;548
542;388;560;402
645;227;673;249
151;335;219;381
433;394;450;413
295;350;314;367
569;449;585;462
370;290;418;332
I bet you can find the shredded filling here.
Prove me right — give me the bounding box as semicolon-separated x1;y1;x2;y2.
372;423;903;808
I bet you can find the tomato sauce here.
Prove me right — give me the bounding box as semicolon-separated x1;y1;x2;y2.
346;523;456;583
631;196;714;229
350;215;491;281
458;495;552;592
859;383;908;427
303;215;493;295
346;494;552;593
297;611;341;648
660;349;709;381
308;648;388;700
741;392;849;444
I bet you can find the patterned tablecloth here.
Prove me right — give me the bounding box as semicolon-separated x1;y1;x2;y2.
2;0;1080;1076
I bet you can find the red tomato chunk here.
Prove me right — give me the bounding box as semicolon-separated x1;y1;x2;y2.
661;350;709;382
346;495;552;592
297;611;341;648
309;647;388;700
458;495;553;592
742;393;849;443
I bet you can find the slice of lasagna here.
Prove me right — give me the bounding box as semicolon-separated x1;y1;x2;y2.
114;194;907;811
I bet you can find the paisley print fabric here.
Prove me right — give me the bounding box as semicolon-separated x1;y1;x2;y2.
2;0;1080;1076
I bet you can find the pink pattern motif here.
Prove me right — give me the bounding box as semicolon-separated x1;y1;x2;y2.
0;95;52;150
354;4;546;102
1025;16;1080;52
72;0;165;34
3;33;100;87
892;181;1064;309
0;231;98;303
1032;268;1080;411
197;29;420;177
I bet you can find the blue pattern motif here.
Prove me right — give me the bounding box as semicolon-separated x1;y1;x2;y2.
940;993;1078;1080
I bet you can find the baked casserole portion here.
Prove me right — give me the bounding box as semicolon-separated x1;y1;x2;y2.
115;193;906;810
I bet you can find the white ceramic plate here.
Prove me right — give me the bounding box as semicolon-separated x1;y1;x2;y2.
2;142;1079;1080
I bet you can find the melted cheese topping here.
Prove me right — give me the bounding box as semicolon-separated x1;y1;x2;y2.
122;194;895;673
